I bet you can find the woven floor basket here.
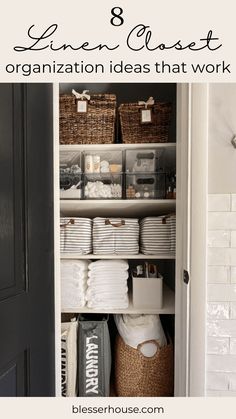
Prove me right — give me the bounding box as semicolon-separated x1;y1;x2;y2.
119;102;172;143
115;335;174;397
60;94;116;144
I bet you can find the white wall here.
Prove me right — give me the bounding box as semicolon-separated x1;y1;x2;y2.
207;194;236;396
208;84;236;194
207;84;236;396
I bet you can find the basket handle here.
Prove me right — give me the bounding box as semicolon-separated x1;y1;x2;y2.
137;339;161;352
105;219;125;228
60;219;75;228
162;213;176;224
136;339;162;360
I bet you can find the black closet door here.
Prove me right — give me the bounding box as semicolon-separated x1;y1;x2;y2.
0;84;55;396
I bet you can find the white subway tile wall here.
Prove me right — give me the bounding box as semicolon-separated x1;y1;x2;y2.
207;337;229;355
231;267;236;283
207;302;230;319
207;194;236;395
230;338;236;354
232;195;236;212
231;231;236;248
207;355;236;372
208;231;230;248
208;284;236;302
230;303;236;319
208;213;236;230
208;248;236;266
208;266;230;284
208;194;231;212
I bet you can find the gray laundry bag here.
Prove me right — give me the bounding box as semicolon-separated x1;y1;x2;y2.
78;314;111;397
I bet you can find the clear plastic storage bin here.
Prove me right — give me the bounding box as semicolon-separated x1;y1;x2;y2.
84;173;123;199
125;173;166;199
84;150;123;174
125;149;164;173
60;151;83;199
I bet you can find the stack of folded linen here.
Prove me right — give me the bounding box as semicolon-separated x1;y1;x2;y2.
61;260;89;309
86;260;129;309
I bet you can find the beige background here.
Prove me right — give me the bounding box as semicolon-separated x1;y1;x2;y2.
0;0;235;82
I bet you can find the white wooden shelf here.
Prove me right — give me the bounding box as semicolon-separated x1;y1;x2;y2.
60;142;176;151
60;199;176;217
61;285;175;315
61;253;175;260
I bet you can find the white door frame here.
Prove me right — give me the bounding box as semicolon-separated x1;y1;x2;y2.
54;83;209;397
175;83;208;396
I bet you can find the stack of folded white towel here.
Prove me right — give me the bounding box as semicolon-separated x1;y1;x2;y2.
61;260;89;309
86;260;129;309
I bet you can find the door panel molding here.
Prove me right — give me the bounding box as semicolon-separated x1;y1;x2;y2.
0;84;55;396
0;85;26;300
0;351;28;397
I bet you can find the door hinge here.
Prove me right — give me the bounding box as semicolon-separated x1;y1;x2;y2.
183;269;190;284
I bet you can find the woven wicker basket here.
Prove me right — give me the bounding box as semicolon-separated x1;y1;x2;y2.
115;335;174;397
60;93;116;144
119;101;172;143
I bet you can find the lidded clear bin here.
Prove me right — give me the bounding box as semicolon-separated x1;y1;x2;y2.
125;173;165;199
84;173;123;199
125;149;163;173
84;150;123;174
60;151;83;199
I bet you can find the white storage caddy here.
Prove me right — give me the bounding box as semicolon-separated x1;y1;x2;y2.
132;273;163;309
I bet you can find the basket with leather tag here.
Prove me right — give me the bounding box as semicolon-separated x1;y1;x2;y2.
93;217;139;255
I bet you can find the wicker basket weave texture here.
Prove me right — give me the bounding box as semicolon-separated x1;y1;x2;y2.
119;102;172;144
60;94;116;144
115;335;174;397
